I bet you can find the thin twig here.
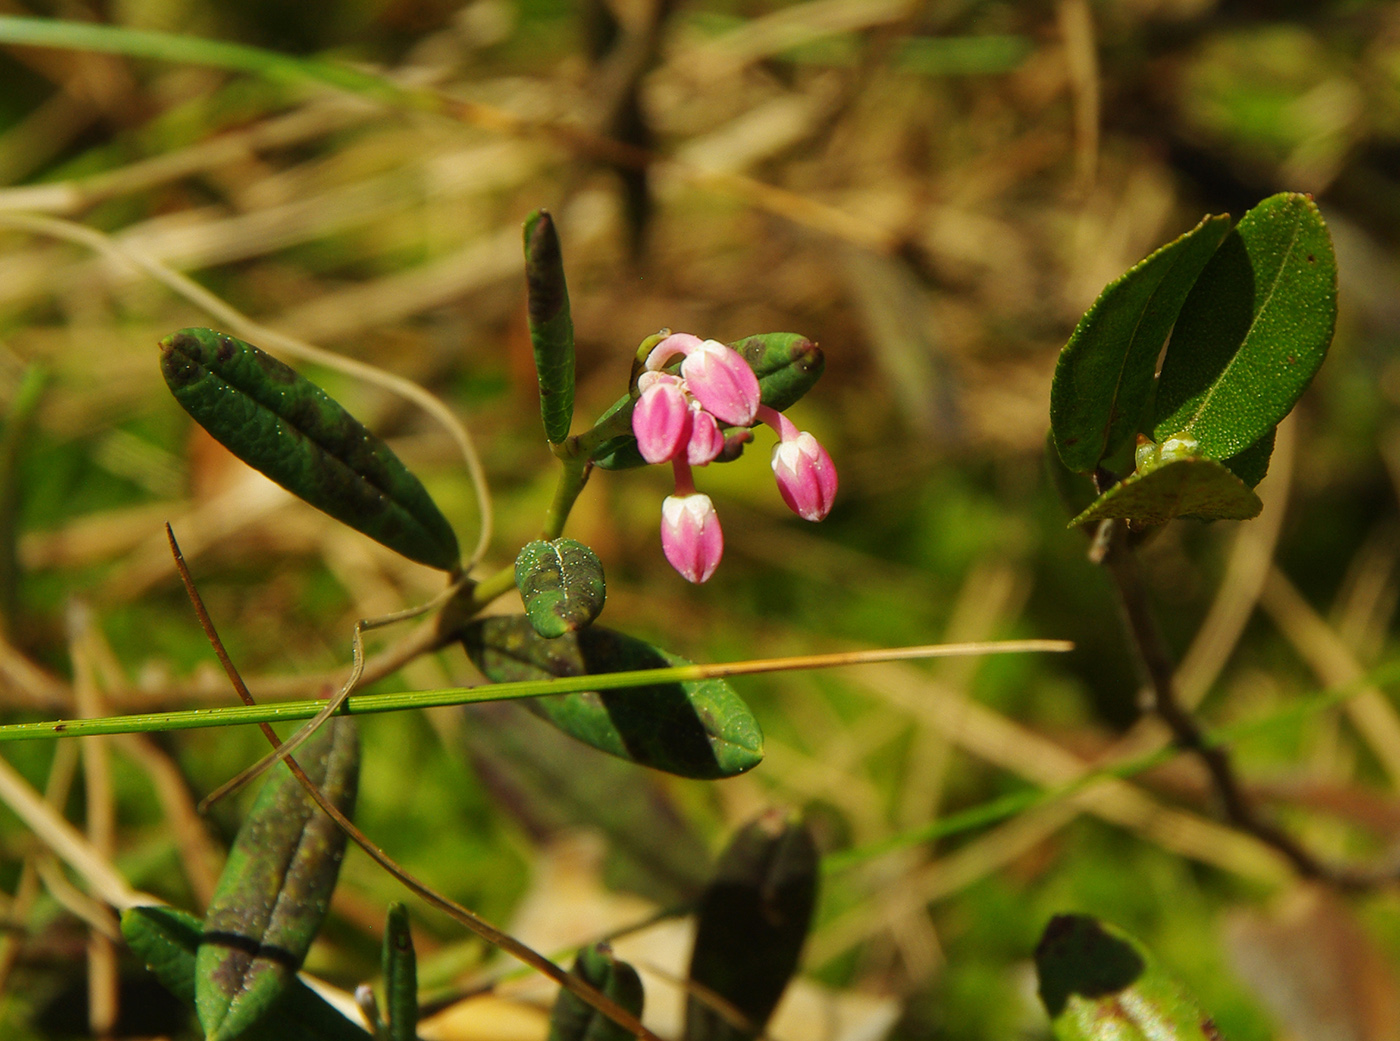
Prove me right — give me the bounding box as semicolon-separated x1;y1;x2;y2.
1099;520;1382;888
166;529;662;1041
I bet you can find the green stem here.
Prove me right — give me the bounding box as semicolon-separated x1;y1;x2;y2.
541;452;591;541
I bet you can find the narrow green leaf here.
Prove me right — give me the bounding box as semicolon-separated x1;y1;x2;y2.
591;333;825;470
122;906;372;1041
1035;914;1223;1040
381;904;418;1041
1152;193;1337;458
461;616;763;779
548;945;645;1041
197;718;360;1041
515;538;606;639
1051;214;1231;472
524;210;576;443
686;810;818;1041
160;328;460;571
1068;456;1262;528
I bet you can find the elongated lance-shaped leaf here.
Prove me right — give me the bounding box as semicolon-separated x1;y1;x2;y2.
1051;214;1230;472
381;904;418;1041
160;329;460;571
122;905;372;1041
1069;456;1262;529
685;810;818;1041
1152;193;1336;459
525;210;577;443
591;333;825;470
516;538;606;639
197;718;360;1041
548;944;645;1041
1036;914;1223;1040
461;616;763;779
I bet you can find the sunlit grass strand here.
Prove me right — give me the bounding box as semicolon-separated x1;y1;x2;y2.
0;640;1071;742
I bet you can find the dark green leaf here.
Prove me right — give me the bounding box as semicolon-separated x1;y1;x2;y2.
1035;914;1222;1040
591;333;824;470
1152;193;1336;459
160;328;460;571
1221;427;1276;488
1051;214;1230;472
122;906;371;1041
515;538;606;638
381;904;417;1041
1069;456;1261;528
197;718;359;1041
461;616;763;779
685;810;818;1041
525;210;576;443
1045;429;1098;524
548;944;645;1041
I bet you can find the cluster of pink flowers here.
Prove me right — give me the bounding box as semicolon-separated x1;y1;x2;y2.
631;333;837;583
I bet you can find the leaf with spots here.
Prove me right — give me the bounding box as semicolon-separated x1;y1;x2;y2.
516;538;606;639
122;905;371;1041
196;718;359;1041
160;328;460;571
461;615;763;779
1152;193;1336;459
1036;914;1223;1040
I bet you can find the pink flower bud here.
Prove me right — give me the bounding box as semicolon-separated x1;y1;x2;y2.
771;431;837;521
660;493;723;583
680;340;761;426
632;380;692;463
686;403;724;465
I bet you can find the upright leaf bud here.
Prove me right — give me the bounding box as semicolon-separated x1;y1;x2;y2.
523;210;576;443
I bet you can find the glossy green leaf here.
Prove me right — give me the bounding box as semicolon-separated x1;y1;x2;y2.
122;905;371;1041
590;333;825;470
461;616;763;779
525;210;576;443
685;810;818;1041
1069;456;1262;528
197;718;360;1041
1152;192;1336;459
160;328;460;571
1051;214;1231;472
1036;914;1222;1040
381;904;418;1041
548;944;645;1041
515;538;606;639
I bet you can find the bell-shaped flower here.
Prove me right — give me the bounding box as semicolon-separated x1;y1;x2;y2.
661;490;723;583
632;377;692;464
680;340;761;426
686;402;724;465
759;405;837;521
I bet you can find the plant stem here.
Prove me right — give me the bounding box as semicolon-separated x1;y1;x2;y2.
1098;521;1375;886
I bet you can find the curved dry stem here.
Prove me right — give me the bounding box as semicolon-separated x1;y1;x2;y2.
0;211;494;570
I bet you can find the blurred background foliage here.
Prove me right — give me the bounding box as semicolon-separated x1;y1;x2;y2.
1;0;1399;1038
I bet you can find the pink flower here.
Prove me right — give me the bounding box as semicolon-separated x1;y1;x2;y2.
758;405;837;521
644;335;760;427
632;378;692;464
686;403;724;465
661;490;723;583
